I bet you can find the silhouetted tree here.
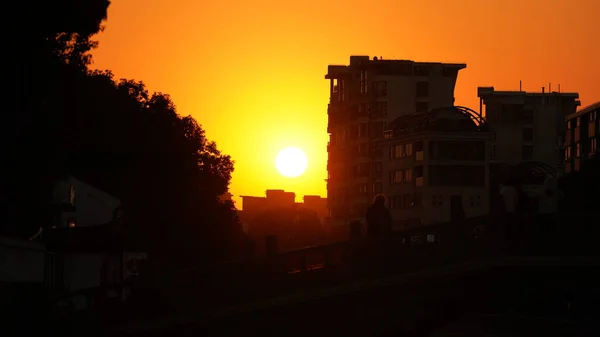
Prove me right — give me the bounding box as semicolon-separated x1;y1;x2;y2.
2;0;245;264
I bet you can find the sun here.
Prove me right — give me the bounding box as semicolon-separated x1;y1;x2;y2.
275;147;308;178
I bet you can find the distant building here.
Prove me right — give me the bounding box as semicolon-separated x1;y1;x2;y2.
564;101;599;172
241;190;296;213
381;106;493;229
326;55;466;223
238;190;329;227
238;190;297;227
477;86;580;171
302;195;329;222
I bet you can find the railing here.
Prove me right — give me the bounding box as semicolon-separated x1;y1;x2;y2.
157;212;598;314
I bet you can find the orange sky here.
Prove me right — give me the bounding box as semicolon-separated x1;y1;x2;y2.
92;0;599;208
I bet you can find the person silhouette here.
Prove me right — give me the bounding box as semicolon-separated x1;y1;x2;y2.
365;194;392;238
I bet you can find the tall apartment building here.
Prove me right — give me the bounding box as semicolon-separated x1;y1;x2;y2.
325;55;466;223
477;87;580;172
564;101;599;173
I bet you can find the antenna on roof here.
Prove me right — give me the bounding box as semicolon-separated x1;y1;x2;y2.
519;80;522;91
549;83;552;92
558;84;561;93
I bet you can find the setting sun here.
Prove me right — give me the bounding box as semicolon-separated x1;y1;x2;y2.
275;147;308;178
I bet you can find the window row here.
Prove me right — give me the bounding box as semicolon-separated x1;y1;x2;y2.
390;193;422;210
390;168;413;185
390;143;413;159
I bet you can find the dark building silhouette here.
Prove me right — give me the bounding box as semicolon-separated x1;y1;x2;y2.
477;86;580;172
325;56;466;225
564;101;599;172
238;190;328;232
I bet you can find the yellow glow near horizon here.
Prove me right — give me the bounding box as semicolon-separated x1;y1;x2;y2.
276;147;308;178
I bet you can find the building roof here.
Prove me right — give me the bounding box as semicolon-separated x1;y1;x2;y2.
477;86;579;98
326;56;466;79
385;106;487;137
567;101;600;120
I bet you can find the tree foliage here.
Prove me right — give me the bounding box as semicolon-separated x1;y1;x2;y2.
3;0;245;263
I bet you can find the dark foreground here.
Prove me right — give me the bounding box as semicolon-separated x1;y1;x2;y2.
112;260;599;337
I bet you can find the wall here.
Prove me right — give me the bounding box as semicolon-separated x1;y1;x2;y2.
62;253;105;292
54;176;121;228
0;236;45;283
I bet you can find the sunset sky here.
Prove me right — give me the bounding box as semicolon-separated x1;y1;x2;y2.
92;0;598;207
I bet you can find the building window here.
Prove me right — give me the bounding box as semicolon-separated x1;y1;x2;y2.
523;110;534;124
372;101;387;117
443;68;458;77
565;146;571;161
391;144;402;159
522;145;533;161
402;194;413;209
591;137;597;154
575;142;581;158
390;143;413;159
414;66;430;77
390;170;403;184
431;195;443;206
403;168;413;182
359;184;368;196
416;82;429;98
391;195;402;209
358;103;369;116
359;143;369;156
404;143;413;156
373;162;382;174
522;127;533;141
469;195;481;207
416;101;429;113
359;123;368;137
390;169;412;184
373;182;383;195
360;70;368;94
374;81;387;97
413;193;423;207
576;117;581;127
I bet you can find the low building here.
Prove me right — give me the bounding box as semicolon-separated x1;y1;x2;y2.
380;106;493;230
302;195;329;221
564;101;599;172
